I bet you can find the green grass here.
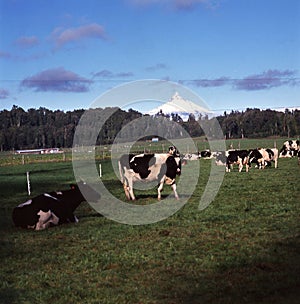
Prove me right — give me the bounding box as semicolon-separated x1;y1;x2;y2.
0;139;299;304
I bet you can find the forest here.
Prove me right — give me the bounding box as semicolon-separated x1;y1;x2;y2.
0;105;299;151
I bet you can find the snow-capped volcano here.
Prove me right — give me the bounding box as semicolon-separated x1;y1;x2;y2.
147;92;211;121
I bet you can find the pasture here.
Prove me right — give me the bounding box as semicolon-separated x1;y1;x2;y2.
0;138;299;304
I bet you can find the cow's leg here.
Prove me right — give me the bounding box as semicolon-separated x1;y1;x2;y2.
127;179;136;200
123;173;135;200
65;212;78;223
171;183;179;200
238;163;243;172
258;159;263;169
49;212;59;225
123;182;131;200
157;182;164;200
35;210;52;230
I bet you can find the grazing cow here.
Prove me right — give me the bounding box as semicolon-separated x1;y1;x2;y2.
226;150;250;172
214;150;250;172
12;182;100;230
259;148;278;168
248;149;265;169
118;146;181;200
279;140;299;158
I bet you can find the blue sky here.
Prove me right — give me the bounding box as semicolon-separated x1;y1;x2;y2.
0;0;299;114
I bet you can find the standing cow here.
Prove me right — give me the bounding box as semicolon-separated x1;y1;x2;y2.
12;181;100;230
279;140;299;158
118;146;181;200
259;148;278;168
248;149;266;169
214;150;250;172
226;150;250;172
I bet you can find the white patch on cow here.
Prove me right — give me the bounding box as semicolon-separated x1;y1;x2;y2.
35;210;59;231
43;193;58;200
130;154;168;184
56;191;63;195
17;199;32;208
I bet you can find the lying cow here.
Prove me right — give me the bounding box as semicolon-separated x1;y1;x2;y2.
12;181;100;230
118;146;181;200
183;153;199;161
279;140;299;158
199;150;212;159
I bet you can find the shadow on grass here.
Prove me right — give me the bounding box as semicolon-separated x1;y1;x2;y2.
0;288;23;304
149;235;300;304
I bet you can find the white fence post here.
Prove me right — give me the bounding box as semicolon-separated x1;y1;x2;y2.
99;164;102;178
26;171;31;196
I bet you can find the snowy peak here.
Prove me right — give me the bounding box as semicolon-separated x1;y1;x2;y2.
147;92;211;120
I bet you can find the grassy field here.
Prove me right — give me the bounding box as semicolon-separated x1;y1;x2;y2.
0;138;299;304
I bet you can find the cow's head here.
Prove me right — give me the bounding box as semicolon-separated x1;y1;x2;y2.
168;146;180;157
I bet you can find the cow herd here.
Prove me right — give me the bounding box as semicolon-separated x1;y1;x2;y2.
184;139;299;172
213;148;278;172
12;140;299;231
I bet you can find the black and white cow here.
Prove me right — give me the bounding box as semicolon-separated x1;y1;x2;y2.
183;153;200;161
248;149;265;169
12;182;100;230
199;150;212;159
118;146;181;200
214;150;250;172
226;150;250;172
279;140;299;158
259;148;278;168
213;151;227;166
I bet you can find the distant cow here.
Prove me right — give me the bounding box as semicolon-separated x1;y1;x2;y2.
12;182;100;230
214;151;227;167
118;146;181;200
279;140;299;158
214;150;250;172
199;150;212;158
226;150;250;172
259;148;278;168
183;153;199;161
248;149;265;169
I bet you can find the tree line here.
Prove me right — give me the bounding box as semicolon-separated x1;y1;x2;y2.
0;105;299;151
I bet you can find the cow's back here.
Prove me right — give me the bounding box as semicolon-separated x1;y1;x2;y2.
12;194;50;228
